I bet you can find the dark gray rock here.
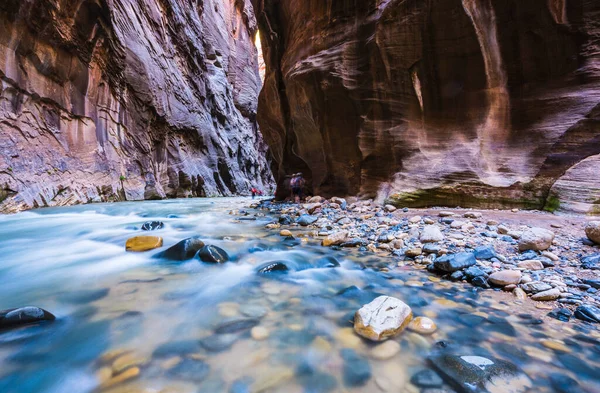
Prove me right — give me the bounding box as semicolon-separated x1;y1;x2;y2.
574;304;600;323
474;245;496;260
0;307;56;329
197;245;229;263
142;221;164;231
297;215;318;226
257;261;289;275
581;254;600;270
166;358;209;382
434;253;476;273
341;349;371;387
410;369;444;388
215;319;260;334
429;354;528;393
155;237;205;261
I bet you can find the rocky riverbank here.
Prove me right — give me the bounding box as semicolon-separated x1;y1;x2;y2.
252;197;600;325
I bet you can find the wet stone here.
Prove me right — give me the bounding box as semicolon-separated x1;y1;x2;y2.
156;237;205;261
215;318;260;334
57;288;109;304
341;349;372;387
257;261;289;275
581;253;600;270
200;334;239;353
197;245;229;263
141;221;164;231
574;304;600;323
0;307;56;330
410;369;444;388
166;358;209;382
152;340;202;358
429;354;531;393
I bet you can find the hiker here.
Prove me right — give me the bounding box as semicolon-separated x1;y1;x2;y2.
251;187;256;199
290;173;305;203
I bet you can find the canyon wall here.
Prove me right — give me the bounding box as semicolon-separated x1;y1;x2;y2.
0;0;273;213
255;0;600;214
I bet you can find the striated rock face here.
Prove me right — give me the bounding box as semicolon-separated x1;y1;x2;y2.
0;0;273;213
254;0;600;214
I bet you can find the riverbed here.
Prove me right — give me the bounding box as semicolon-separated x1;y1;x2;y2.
0;198;599;393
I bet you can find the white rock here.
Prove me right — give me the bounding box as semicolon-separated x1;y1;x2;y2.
420;226;444;243
585;221;600;244
384;204;397;212
354;296;413;341
518;227;555;251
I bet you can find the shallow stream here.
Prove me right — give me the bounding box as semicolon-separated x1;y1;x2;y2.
0;198;599;393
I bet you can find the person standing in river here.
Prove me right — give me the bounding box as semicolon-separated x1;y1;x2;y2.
251;187;256;199
290;173;305;204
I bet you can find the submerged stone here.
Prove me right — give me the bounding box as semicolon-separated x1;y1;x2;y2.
57;288;109;304
341;349;371;387
215;318;260;334
297;215;318;226
167;358;209;382
429;353;531;393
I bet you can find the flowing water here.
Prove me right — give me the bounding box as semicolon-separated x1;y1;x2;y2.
0;198;599;393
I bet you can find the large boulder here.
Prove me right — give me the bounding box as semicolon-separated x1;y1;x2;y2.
585;221;600;244
0;307;55;329
433;253;476;273
354;296;412;341
518;228;554;251
156;237;205;261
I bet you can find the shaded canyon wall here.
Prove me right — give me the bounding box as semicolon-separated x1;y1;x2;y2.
0;0;273;213
254;0;600;214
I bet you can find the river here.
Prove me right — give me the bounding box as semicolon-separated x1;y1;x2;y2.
0;198;598;393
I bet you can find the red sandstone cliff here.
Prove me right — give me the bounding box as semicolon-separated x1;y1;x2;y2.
0;0;273;212
254;0;600;214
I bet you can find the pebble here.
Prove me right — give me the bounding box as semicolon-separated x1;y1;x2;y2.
541;339;571;353
370;340;401;360
99;367;140;390
488;270;522;286
279;229;293;237
408;317;437;335
531;288;561;301
251;326;270;340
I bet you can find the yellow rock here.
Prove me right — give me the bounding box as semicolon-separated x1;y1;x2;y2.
279;229;293;237
370;340;401;360
541;339;571;353
100;367;140;390
428;276;441;283
112;353;148;374
312;336;332;352
218;302;240;317
251;367;294;393
100;348;131;364
335;327;362;349
251;326;270;340
125;236;163;252
161;356;182;370
288;324;303;331
96;367;113;384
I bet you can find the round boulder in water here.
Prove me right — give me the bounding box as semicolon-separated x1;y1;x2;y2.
0;307;56;329
157;237;205;261
141;221;164;231
314;256;340;268
257;261;289;275
197;245;229;263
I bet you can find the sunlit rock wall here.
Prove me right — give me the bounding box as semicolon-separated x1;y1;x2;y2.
254;0;600;214
0;0;273;213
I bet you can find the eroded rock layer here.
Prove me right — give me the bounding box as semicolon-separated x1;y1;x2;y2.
0;0;273;213
255;0;600;214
